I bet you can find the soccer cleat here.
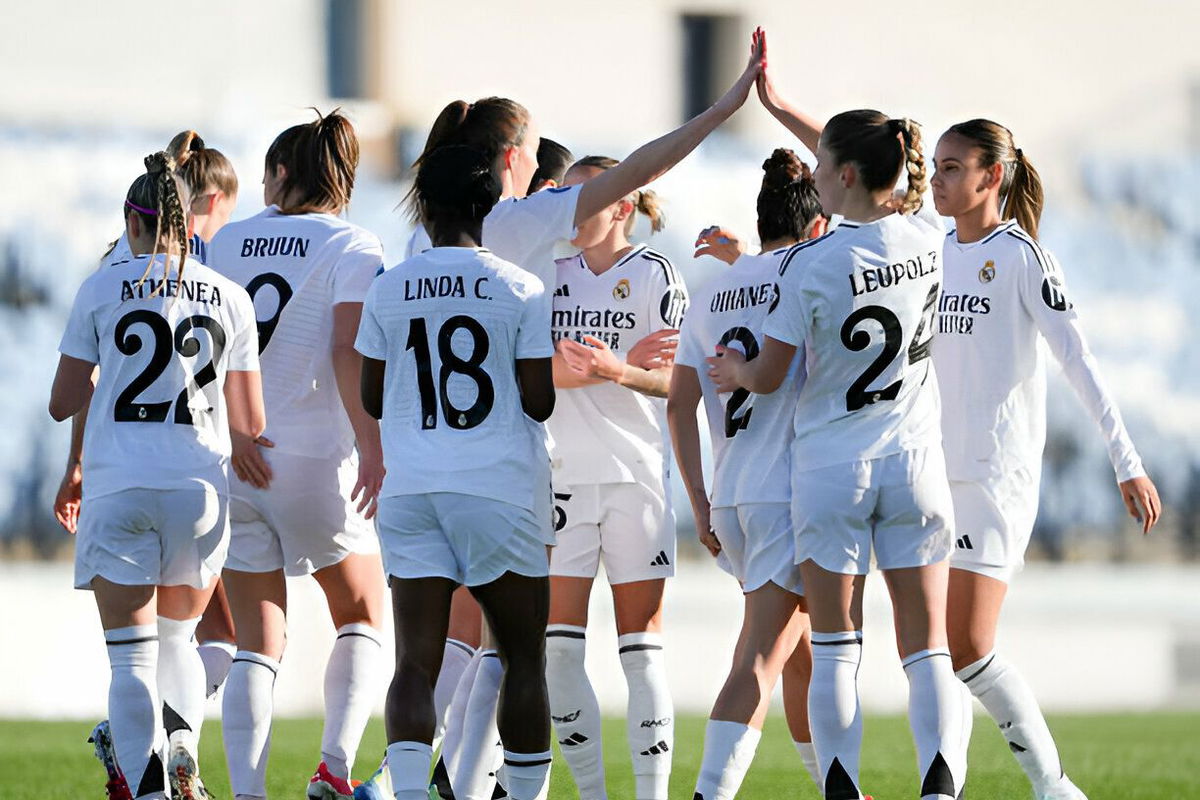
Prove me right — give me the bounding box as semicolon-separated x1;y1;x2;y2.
309;761;356;799
88;720;133;800
353;759;393;800
167;743;207;800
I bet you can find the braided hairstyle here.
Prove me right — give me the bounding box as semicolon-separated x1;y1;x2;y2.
415;145;502;237
944;119;1044;239
125;151;190;292
756;148;823;243
822;110;927;214
571;155;665;234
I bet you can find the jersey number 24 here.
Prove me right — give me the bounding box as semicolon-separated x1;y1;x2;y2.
839;283;938;412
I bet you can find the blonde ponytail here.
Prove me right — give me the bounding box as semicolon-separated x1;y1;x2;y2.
635;189;666;233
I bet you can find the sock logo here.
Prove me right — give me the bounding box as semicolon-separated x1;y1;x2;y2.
955;535;974;550
640;717;672;728
1008;740;1028;753
552;709;582;724
640;740;670;756
558;732;590;747
650;550;671;566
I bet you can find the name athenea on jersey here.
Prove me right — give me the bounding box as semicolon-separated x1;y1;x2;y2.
709;281;778;314
239;236;310;258
403;274;494;301
849;250;939;296
551;305;637;349
119;277;224;305
937;292;992;335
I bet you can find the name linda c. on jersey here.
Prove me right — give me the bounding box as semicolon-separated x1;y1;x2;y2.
402;274;495;302
848;249;939;297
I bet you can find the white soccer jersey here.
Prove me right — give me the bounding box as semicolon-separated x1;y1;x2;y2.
355;247;554;510
763;215;944;470
206;207;383;459
676;248;804;508
549;244;689;487
933;220;1144;483
107;232;208;267
58;254;259;500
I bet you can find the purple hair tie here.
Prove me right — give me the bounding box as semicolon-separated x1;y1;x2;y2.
125;199;158;216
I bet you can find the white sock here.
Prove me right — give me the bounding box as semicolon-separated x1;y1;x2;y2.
222;651;279;797
693;720;760;800
545;625;606;800
502;750;553;800
434;639;476;748
321;623;384;780
961;681;975;761
902;648;964;800
793;740;821;789
448;650;503;800
441;647;485;773
387;741;434;800
105;625;165;799
809;631;863;800
618;632;673;800
958;650;1074;797
157;616;203;759
198;640;236;698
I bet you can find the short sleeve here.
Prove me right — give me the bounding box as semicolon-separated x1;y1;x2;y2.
762;270;808;347
224;285;261;372
58;279;100;364
483;185;581;265
333;232;384;305
674;311;705;369
515;277;554;360
354;282;388;361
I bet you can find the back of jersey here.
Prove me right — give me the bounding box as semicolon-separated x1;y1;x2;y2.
763;216;943;470
207;207;382;459
356;247;553;511
58;255;259;500
677;249;803;507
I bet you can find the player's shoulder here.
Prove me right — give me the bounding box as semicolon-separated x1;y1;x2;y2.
479;248;546;297
777;228;843;276
629;245;683;286
998;223;1057;275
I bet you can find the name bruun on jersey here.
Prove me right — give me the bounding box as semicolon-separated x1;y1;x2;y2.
403;274;494;301
119;277;223;305
848;250;939;296
239;236;310;258
937;292;991;335
551;304;637;349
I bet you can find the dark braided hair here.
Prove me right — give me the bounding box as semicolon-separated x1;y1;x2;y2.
125;151;190;292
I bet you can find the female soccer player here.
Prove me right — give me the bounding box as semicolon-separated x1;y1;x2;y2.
669;148;828;799
930;120;1161;800
356;144;557;800
363;32;766;800
708;111;967;800
543;155;685;800
49;151;263;800
206;110;387;800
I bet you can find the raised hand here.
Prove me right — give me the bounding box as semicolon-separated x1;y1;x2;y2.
713;27;766;116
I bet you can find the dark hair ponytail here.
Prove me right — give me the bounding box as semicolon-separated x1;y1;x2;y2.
415;145;502;233
404;97;531;219
527;137;574;195
265;108;359;214
756;148;823;243
944;118;1044;239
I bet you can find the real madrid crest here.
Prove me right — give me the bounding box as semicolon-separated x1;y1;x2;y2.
978;260;996;283
613;278;631;300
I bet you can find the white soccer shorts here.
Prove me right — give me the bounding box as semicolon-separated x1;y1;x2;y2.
710;502;804;595
791;447;954;575
549;482;676;585
225;450;378;577
376;493;549;587
948;472;1039;583
75;487;228;590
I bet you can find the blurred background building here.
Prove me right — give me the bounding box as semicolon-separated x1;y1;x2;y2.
1;0;1198;717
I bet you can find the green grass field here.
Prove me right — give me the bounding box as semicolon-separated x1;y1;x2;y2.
2;713;1196;799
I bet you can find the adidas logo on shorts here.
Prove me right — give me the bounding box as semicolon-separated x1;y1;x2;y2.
640;739;670;756
559;732;589;747
650;550;671;566
955;535;974;550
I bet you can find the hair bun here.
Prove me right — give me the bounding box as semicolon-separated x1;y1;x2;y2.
761;148;808;192
144;150;174;174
